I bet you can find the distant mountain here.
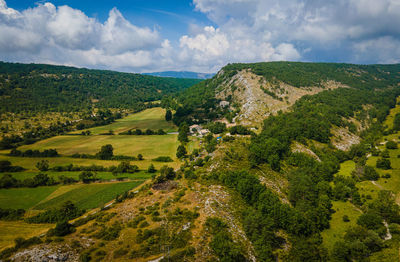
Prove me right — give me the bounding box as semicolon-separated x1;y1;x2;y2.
143;71;215;79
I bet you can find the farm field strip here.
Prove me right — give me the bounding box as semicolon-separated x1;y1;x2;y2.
70;107;177;135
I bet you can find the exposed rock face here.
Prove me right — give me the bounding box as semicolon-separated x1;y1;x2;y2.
331;127;361;151
291;142;321;162
216;69;346;126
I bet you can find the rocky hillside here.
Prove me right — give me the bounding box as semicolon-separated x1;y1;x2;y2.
173;62;400;127
215;68;345;125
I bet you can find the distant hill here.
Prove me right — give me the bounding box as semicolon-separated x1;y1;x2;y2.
0;62;201;113
143;71;215;79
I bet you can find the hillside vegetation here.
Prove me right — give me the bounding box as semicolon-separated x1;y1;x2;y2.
170;62;400;125
0;62;200;113
1;61;400;261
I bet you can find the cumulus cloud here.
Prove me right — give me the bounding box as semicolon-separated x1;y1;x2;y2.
0;0;399;73
192;0;400;65
0;0;161;71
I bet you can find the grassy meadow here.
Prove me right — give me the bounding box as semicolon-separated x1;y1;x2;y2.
70;107;177;135
0;107;194;250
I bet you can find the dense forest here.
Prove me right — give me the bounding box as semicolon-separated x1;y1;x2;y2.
0;62;200;113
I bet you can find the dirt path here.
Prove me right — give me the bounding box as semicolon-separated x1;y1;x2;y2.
384;220;392;241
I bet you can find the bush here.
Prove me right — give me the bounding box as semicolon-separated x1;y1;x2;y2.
35;160;49;171
342;215;350;222
153;156;173;162
51;221;75;236
376;158;392;170
386;141;398;149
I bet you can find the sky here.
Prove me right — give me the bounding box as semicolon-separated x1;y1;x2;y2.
0;0;400;73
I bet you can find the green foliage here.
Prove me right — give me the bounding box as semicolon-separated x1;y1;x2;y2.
393;113;400;131
376;158;391;169
97;144;114;160
93;221;123;241
112;161;139;175
205;217;246;262
27;201;84;223
147;164;156;173
356;212;383;230
0;161;24;172
176;145;187;159
154;165;176;184
153;156;173;162
228;125;252;135
51;221;76;236
369;190;400;223
36;160;49;171
0;208;25;220
178;122;189;143
0;61;199;113
332;226;384;261
165;109;172;121
207;122;227;134
79;171;95;183
385;140;398;149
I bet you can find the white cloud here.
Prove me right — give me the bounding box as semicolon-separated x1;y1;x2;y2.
0;0;162;71
0;0;399;73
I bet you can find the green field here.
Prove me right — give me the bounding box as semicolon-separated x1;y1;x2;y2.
71;107;177;135
0;106;198;171
3;171;152;182
34;180;144;210
322;201;362;251
337;160;356;177
0;186;60;209
19;133;179;158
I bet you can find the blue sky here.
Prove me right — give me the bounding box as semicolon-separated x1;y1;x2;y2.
6;0;212;42
0;0;399;73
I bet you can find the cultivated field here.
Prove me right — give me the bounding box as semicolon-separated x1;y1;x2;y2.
0;107;196;251
70;107;177;135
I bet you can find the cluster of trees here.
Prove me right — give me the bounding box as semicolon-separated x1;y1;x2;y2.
69;144;143;161
0;121;73;149
223;62;400;90
250;86;399;171
332;190;400;260
0;160;24;172
120;129;166;135
0;208;25;221
208;169;324;260
0;173;56;189
26;201;84;223
9;148;59;157
0;61;200;113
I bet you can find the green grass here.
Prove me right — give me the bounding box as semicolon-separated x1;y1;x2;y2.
0;186;60;209
19;133;179;157
71;107;177;135
321;201;362;251
34;180;144;210
3;171;153;182
337;160;355;177
384;98;400;130
0;154;181;171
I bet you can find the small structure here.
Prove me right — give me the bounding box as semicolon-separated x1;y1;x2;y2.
219;100;230;108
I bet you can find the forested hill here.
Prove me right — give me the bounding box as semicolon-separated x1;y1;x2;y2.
0;62;201;113
170;61;400;125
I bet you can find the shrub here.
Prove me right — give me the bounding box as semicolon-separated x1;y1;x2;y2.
376;158;391;170
386;141;398;149
153;156;173;162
